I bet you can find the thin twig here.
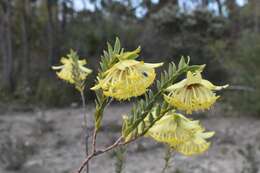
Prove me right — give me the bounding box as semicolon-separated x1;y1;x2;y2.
75;136;140;173
76;136;124;173
80;91;89;173
91;129;98;153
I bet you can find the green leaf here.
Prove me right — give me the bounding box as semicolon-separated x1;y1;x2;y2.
186;56;191;65
148;113;154;123
178;56;186;69
114;37;121;54
107;42;113;57
171;62;177;73
138;121;145;134
155;105;161;118
118;46;141;60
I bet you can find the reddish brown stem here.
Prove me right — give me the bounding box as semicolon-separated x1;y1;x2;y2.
76;136;124;173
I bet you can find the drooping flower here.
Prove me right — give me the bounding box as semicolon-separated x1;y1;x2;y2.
91;47;163;100
164;71;228;114
147;113;201;145
171;128;215;156
147;112;215;156
52;52;92;84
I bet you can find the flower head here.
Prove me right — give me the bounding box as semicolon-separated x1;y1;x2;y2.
91;47;163;100
171;128;215;156
147;112;215;156
147;113;201;145
164;71;228;114
52;51;92;85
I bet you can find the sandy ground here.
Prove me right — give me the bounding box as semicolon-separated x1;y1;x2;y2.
0;104;260;173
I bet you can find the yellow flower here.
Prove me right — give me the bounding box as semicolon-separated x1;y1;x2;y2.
164;71;228;114
52;56;92;84
147;112;215;156
172;128;215;156
91;59;163;100
147;113;201;145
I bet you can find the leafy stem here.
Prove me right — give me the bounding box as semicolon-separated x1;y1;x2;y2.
75;56;204;173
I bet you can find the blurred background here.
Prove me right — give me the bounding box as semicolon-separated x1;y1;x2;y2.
0;0;260;173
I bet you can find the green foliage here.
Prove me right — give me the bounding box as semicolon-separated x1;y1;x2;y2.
94;38;122;130
94;90;109;130
98;37;122;78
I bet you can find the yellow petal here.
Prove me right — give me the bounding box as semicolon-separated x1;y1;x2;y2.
143;62;164;68
198;131;215;139
52;65;64;70
165;79;187;91
201;79;229;90
186;71;202;85
115;60;140;70
172;129;214;156
78;59;87;65
60;57;69;64
80;66;92;73
173;141;211;156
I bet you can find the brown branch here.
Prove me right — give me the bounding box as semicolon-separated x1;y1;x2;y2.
76;136;124;173
91;129;98;153
98;136;124;153
76;153;94;173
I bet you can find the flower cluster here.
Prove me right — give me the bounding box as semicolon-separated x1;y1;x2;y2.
164;71;228;114
147;112;215;155
146;70;227;156
91;47;163;100
52;50;92;91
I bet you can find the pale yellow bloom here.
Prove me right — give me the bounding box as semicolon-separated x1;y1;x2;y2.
91;59;163;100
52;57;92;84
147;112;215;156
164;71;228;114
147;113;200;145
172;128;215;156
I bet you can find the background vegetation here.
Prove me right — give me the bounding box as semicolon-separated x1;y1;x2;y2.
0;0;259;114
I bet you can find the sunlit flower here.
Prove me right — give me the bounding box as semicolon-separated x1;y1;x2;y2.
171;128;215;156
91;48;163;100
52;56;92;84
164;71;228;114
147;113;201;145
